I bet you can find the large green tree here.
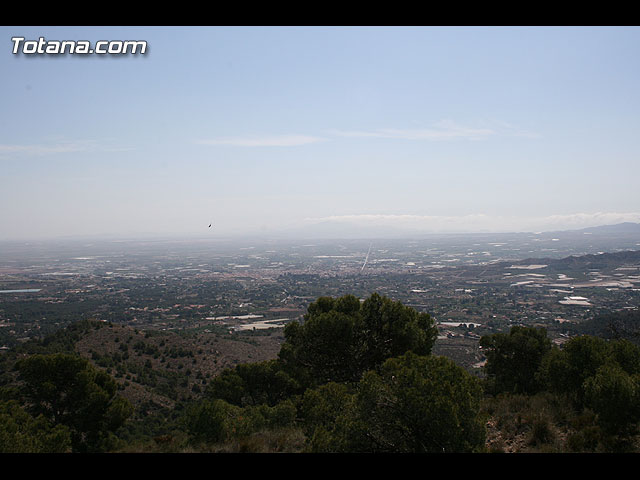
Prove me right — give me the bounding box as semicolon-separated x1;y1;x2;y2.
279;293;438;387
205;359;301;407
480;326;552;394
305;352;485;453
539;336;640;436
16;353;133;452
185;397;297;446
538;335;611;408
0;400;71;453
357;292;437;367
583;363;640;435
298;382;354;451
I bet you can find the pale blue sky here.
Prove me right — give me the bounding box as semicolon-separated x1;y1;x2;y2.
2;26;640;239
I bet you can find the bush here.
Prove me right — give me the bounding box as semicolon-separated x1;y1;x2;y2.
16;353;133;452
185;399;231;444
316;353;486;453
280;293;438;388
0;400;72;453
480;326;551;394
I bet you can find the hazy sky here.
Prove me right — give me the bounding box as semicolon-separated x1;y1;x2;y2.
2;26;640;240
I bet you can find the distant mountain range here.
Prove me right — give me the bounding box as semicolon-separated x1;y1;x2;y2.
512;248;640;270
576;222;640;234
276;221;640;240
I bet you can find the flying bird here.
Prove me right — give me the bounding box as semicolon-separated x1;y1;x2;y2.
208;223;212;228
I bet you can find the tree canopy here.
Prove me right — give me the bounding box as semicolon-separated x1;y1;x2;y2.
0;400;72;453
303;352;485;453
16;353;133;452
480;326;552;394
279;293;438;387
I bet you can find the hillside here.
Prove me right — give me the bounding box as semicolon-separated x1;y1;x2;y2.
74;323;283;410
0;320;284;430
510;249;640;271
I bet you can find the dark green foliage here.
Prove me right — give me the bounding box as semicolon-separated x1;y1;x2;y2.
207;293;438;413
538;335;640;441
279;293;438;387
353;353;485;452
133;340;160;356
583;363;640;435
566;418;603;452
185;398;297;445
0;400;72;453
279;307;360;385
194;295;492;453
481;329;640;449
357;292;437;367
298;382;354;451
609;339;640;375
570;309;640;345
16;319;103;356
303;352;485;453
184;399;230;444
299;382;353;433
16;353;133;452
480;326;552;394
205;359;301;407
539;335;614;407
